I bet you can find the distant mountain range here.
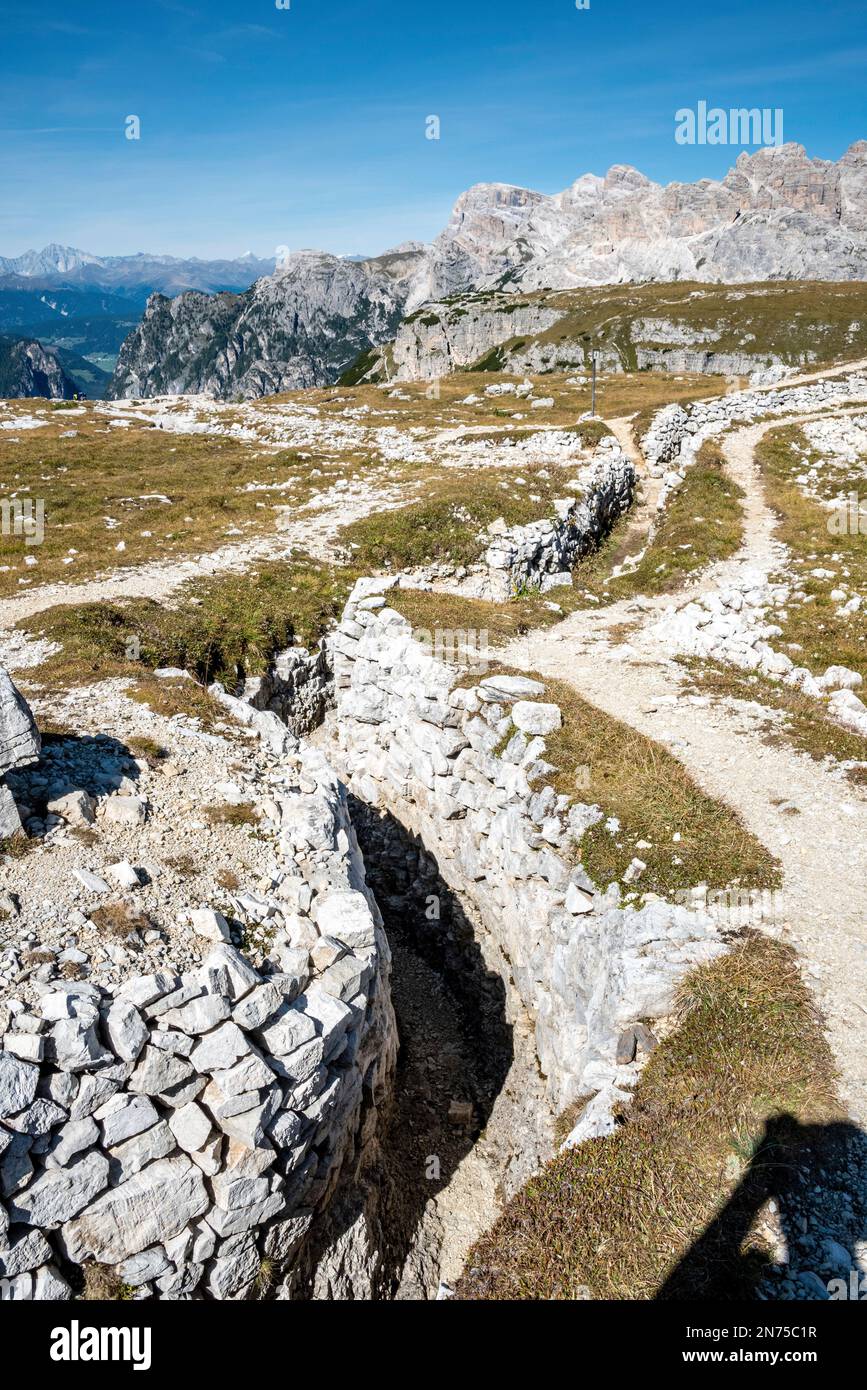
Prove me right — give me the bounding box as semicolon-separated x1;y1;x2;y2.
0;244;277;295
108;142;867;401
0;247;278;395
5;141;867;402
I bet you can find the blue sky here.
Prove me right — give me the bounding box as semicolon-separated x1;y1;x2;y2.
1;0;865;258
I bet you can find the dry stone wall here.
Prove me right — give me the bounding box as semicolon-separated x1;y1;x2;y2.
0;740;395;1302
641;372;867;514
330;579;724;1128
479;437;635;600
638;372;867;735
241;643;333;738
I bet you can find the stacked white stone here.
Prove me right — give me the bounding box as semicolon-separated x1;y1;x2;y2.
482;437;635;600
641;372;867;511
0;745;394;1302
331;580;724;1140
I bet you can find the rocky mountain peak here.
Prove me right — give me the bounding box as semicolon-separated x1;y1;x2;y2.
0;243;104;278
108;141;867;400
603;164;655;190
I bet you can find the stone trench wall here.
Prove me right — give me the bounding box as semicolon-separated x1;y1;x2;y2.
242;644;333;738
639;375;867;740
640;372;867;516
0;741;396;1302
329;578;724;1131
479;437;635;601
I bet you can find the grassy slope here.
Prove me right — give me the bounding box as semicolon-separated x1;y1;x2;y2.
0;371;722;597
18;558;354;724
458;934;839;1300
317;367;731;426
0;411;334;596
757;425;867;682
542;280;867;367
423;281;867;375
574;439;745;602
539;671;778;896
387;439;746;641
340;462;575;572
450;662;778;897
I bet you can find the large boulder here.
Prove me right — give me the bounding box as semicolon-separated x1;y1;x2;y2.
0;667;40;776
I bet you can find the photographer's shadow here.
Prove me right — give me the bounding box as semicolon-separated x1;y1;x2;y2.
656;1114;867;1301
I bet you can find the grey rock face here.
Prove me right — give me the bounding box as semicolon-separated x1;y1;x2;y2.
0;784;22;840
106;143;867;401
0;1228;53;1278
0;1053;39;1119
108;247;425;401
0;335;78;400
0;667;39;839
9;1150;110;1227
410;142;867;304
0;668;40;778
391;298;563;379
61;1154;209;1262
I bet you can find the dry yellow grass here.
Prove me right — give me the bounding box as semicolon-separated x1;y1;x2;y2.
537;670;779;895
458;934;839;1300
0;367;713;599
757;425;867;682
90;901;154;939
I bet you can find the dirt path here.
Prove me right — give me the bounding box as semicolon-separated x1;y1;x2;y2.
493;411;867;1128
0;479;395;630
5;357;863;635
749;355;867;392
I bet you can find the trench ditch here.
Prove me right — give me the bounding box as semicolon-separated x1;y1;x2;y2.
289;784;554;1300
250;645;556;1298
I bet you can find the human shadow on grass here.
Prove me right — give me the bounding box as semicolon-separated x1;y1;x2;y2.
656;1113;867;1301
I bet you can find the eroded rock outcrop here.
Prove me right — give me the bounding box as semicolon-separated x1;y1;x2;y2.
108;248;424;401
411;143;867;304
0;336;78;401
0;668;40;839
108;144;867;401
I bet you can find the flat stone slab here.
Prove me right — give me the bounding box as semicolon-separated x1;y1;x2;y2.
477;675;546;701
511;700;562;736
61;1154;209;1263
0;1052;39;1119
9;1149;109;1228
